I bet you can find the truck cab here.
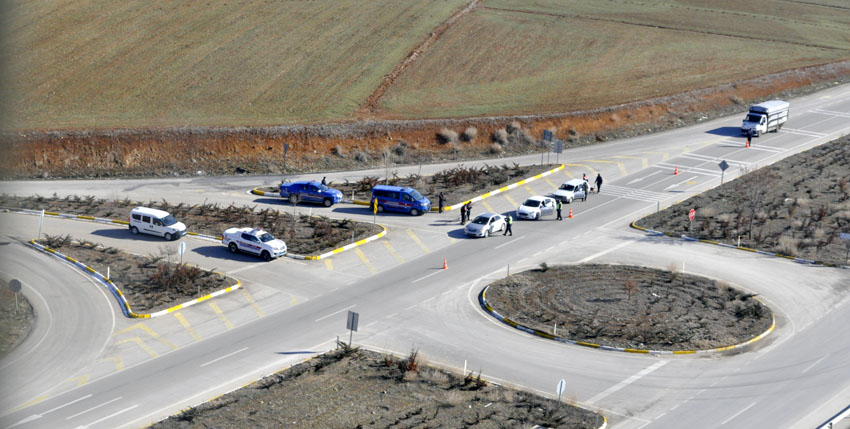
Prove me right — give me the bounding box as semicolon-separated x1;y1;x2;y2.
741;100;789;137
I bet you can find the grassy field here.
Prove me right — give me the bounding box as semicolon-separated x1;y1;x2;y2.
1;0;849;130
380;0;850;118
0;0;467;130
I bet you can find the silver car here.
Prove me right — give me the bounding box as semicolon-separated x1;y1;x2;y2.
517;196;556;220
464;212;506;237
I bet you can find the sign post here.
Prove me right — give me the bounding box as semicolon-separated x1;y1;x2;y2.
372;198;378;224
688;208;696;236
554;139;564;164
282;143;290;175
718;160;729;185
556;379;566;407
38;209;44;240
346;310;359;347
9;279;21;312
542;130;553;165
178;241;186;266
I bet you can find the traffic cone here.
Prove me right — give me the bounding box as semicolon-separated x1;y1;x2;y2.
674;166;679;175
568;208;573;219
745;138;750;148
442;258;448;270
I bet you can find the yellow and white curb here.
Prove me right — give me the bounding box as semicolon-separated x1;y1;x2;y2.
292;224;387;261
28;239;241;319
479;285;775;355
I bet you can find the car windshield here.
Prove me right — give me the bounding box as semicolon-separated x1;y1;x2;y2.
409;190;424;201
162;215;178;226
560;184;575;191
318;184;329;191
258;233;275;243
523;199;541;208
746;114;762;123
471;216;489;225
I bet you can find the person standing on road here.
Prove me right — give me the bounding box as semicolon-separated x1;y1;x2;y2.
460;203;467;224
503;214;513;236
438;192;445;213
595;174;603;194
321;176;327;185
556;199;563;221
466;201;473;220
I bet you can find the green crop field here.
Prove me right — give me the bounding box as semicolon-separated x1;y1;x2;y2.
379;0;850;118
1;0;849;130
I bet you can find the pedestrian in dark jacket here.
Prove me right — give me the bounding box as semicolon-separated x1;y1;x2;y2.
438;192;445;213
321;177;327;186
466;201;473;219
556;199;563;220
595;174;603;194
503;214;513;236
460;203;467;224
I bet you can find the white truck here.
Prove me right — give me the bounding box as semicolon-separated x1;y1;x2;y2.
741;100;789;137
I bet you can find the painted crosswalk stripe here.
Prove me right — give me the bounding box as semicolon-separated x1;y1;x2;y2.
383;240;405;263
355;248;378;274
174;312;202;341
209;302;234;329
602;185;670;202
406;228;430;253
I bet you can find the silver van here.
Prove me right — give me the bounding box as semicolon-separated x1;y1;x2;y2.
129;207;187;240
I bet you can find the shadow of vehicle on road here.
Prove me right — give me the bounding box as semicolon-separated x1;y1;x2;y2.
705;126;743;137
91;228;176;242
193;245;270;262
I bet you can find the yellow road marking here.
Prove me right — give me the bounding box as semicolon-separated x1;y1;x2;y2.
686;180;697;185
67;374;89;387
524;185;536;196
561;168;576;179
643;151;669;161
11;395;48;412
115;322;177;350
240;288;266;318
481;200;496;214
565;163;598;176
544;178;559;189
503;193;519;208
382;240;405;264
355;248;378;274
290;295;299;306
614;155;649;169
99;356;124;372
209;302;234;329
174;312;202;341
406;228;430;253
586;159;627;176
324;258;333;271
117;337;158;358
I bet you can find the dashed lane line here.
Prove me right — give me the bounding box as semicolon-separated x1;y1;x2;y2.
564;163;598;176
66;374;89;387
209;302;234;330
355;248;378;274
586;360;668;405
382;240;405;264
240;288;266;318
642;151;670;161
406;228;431;253
174;312;202;342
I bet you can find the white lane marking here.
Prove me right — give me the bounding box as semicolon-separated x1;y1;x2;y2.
404;304;417;310
385;313;398;319
83;404;138;427
720;401;757;425
226;263;264;275
200;347;248;368
801;353;830;374
314;305;356;322
411;269;444;284
664;176;699;190
627;170;661;185
586;360;668;405
577;239;637;263
6;387;93;426
65;397;123;420
495;236;524;249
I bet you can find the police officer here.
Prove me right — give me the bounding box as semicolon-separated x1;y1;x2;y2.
556;199;563;221
438;192;446;213
503;214;513;236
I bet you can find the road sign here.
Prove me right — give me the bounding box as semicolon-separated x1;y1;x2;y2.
178;242;186;255
543;130;553;142
718;160;729;171
689;209;696;221
346;311;359;331
554;140;563;154
556;379;565;396
9;279;21;293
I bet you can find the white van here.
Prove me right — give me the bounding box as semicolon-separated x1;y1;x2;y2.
129;207;187;240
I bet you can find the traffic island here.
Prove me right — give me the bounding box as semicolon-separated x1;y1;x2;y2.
152;345;606;428
0;281;35;356
481;264;774;354
30;235;239;318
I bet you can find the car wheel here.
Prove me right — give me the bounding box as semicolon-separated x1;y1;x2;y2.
323;198;333;207
228;243;238;253
484;229;489;238
130;226;139;235
410;208;419;216
377;204;385;213
261;250;271;261
500;223;505;232
164;232;172;241
290;194;299;204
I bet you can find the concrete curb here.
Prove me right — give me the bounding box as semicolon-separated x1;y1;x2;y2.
479;285;775;355
350;164;567;211
630;220;850;269
27;239;241;319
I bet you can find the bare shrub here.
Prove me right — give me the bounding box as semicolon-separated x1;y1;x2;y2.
624;278;638;301
437;128;459;144
353;151;369;163
442;390;464;407
667;262;680;283
461;126;478;142
507;121;522;133
777;235;800;256
331;144;345;157
492;128;508;145
488;143;505;155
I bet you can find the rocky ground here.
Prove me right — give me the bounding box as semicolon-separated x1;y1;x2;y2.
0;195;383;256
636;136;850;266
153;346;602;429
35;234;235;313
485;264;772;351
0;287;34;357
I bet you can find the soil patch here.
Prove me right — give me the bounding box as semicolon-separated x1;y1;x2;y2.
35;235;235;313
0;287;34;357
152;346;602;428
0;196;383;256
485;264;772;351
636;136;850;265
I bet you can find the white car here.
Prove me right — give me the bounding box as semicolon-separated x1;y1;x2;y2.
552;179;589;203
517;196;556;220
222;227;287;261
464;212;506;238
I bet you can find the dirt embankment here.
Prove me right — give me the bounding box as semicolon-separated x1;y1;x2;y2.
3;62;850;180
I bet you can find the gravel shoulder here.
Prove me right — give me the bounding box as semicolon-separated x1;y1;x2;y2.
0;287;34;357
485;264;772;351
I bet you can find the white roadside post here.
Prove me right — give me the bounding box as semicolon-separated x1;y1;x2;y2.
556;379;566;407
38;209;44;239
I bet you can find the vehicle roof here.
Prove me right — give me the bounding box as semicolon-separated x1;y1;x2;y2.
284;180;321;186
475;212;500;218
372;184;414;192
524;195;550;201
562;179;587;186
132;207;172;218
225;227;267;236
750;100;789;111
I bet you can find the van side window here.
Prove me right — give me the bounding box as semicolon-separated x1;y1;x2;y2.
142;215;151;223
390;192;399;199
132;214;142;221
153;219;163;226
402;193;413;202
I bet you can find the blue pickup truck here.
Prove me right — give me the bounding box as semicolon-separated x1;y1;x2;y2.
279;180;343;207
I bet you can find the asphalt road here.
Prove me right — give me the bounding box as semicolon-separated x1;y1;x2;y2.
0;84;848;428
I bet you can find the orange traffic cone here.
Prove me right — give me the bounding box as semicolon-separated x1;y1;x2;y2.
442;258;448;270
745;137;750;148
673;166;679;175
568;208;573;219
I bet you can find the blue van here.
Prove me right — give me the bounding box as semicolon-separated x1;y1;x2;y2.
371;185;431;216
